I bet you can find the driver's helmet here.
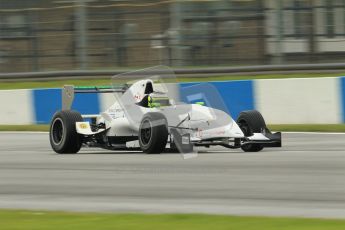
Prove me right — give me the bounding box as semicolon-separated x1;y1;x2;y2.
148;94;171;108
147;95;153;108
147;94;170;108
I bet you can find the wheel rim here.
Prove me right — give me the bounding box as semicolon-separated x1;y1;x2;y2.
140;119;152;146
51;118;64;145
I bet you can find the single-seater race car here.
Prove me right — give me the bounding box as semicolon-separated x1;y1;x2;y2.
49;66;281;155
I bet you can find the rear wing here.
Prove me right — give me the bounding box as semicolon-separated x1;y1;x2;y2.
62;85;127;110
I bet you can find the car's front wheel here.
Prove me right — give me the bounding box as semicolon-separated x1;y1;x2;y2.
49;110;83;154
139;112;168;154
237;110;267;152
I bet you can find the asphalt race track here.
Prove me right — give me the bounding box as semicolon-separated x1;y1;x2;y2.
0;132;345;218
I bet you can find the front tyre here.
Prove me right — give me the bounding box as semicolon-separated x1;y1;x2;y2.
49;110;83;154
139;112;168;154
237;110;266;152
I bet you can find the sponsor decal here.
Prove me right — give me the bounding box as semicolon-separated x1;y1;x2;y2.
134;94;142;100
79;123;88;129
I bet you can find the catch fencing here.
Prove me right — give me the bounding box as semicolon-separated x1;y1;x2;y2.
2;0;345;72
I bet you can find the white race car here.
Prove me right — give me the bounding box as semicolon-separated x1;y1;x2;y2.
49;67;281;154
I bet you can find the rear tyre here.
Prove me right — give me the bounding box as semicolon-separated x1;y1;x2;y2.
139;112;168;154
237;110;266;152
49;110;83;154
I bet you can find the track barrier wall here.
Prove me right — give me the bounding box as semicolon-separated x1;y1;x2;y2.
1;77;344;125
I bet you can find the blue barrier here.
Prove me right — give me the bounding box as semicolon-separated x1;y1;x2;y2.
2;77;345;125
31;81;255;124
33;89;61;124
24;78;342;125
33;88;100;124
180;80;254;119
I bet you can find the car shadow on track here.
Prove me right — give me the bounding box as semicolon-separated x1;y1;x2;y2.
75;149;247;155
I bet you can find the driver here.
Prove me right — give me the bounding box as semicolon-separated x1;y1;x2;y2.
138;94;170;108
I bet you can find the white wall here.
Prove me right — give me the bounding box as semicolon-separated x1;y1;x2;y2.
255;77;342;124
0;78;343;125
0;89;34;125
99;93;117;112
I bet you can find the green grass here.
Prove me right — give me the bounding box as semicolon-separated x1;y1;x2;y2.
1;210;345;230
179;72;345;83
0;125;49;132
0;79;112;90
1;124;345;132
0;72;344;90
268;124;345;133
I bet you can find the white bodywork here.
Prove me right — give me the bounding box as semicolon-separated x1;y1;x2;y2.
55;66;280;155
76;79;252;143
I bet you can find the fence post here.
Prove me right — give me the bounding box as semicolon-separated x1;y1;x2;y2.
275;0;284;64
170;2;184;66
308;0;316;63
75;0;88;70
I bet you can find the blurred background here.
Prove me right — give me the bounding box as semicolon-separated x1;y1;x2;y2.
1;0;344;73
2;2;345;224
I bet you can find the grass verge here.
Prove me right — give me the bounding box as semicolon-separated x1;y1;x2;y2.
1;124;345;132
0;125;49;132
0;73;344;90
1;210;345;230
268;124;345;133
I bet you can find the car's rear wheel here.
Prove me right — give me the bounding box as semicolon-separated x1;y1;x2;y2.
139;112;168;154
237;110;266;152
50;110;83;154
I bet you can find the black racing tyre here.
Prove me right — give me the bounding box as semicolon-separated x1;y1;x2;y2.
49;110;83;154
139;112;168;154
237;110;266;152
